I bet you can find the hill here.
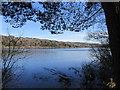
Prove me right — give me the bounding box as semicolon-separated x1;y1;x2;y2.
1;35;100;49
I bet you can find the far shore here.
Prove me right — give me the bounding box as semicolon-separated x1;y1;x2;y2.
1;46;95;49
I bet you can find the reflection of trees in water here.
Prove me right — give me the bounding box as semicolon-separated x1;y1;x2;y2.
44;68;73;88
33;67;82;88
33;31;112;88
2;34;28;88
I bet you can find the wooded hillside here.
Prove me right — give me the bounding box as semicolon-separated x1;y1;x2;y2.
1;35;100;49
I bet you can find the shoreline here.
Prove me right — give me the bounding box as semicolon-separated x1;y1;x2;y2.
1;45;101;49
0;47;91;49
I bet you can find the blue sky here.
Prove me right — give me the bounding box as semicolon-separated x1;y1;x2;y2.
0;16;102;43
0;1;109;44
0;2;107;43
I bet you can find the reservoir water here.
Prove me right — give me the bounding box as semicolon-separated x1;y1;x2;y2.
3;48;93;88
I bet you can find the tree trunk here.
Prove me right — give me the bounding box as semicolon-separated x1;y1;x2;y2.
101;2;120;88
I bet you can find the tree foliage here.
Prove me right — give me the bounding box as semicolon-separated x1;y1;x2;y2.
80;30;113;88
1;2;104;34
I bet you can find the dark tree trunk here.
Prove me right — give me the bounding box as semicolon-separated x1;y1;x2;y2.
101;2;120;88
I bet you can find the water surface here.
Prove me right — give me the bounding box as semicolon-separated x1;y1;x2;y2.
8;48;93;88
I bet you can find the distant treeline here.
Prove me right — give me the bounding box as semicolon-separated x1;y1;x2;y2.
1;35;101;49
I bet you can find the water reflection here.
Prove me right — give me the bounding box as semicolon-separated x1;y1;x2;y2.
32;66;88;88
2;48;92;88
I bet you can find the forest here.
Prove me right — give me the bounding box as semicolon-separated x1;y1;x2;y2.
1;35;100;49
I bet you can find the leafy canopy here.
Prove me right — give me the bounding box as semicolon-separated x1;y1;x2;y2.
1;2;104;34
